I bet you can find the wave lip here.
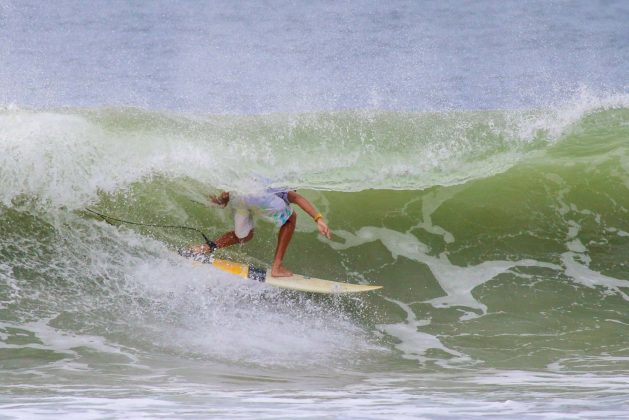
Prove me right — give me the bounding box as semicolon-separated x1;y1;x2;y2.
2;92;627;211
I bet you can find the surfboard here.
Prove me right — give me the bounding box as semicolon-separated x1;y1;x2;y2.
180;252;382;294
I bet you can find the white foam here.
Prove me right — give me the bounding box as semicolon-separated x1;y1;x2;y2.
97;232;383;368
377;297;470;364
0;262;20;309
0;318;139;364
332;226;559;317
549;173;629;301
405;187;460;244
0;108;226;209
515;87;629;142
561;252;629;301
3;370;626;419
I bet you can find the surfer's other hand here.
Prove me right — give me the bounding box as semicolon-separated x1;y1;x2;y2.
317;219;332;239
210;191;230;207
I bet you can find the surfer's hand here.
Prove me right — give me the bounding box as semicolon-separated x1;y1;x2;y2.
190;243;212;254
317;219;332;239
210;192;230;207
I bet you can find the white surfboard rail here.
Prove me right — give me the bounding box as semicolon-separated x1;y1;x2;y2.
185;253;382;294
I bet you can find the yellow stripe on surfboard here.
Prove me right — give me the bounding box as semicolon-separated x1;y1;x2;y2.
189;256;382;294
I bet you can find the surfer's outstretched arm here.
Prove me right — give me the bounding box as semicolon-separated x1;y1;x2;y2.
287;191;332;239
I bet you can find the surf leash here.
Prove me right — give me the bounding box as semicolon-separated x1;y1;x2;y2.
187;198;211;207
84;207;215;249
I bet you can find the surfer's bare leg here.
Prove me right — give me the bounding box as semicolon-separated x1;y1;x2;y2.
271;212;296;277
216;230;254;248
190;230;253;253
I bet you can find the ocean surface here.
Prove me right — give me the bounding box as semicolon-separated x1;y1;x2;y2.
1;1;628;418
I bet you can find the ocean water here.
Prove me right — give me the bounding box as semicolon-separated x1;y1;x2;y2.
1;1;628;418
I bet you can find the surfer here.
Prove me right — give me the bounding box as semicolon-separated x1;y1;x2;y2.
189;190;331;277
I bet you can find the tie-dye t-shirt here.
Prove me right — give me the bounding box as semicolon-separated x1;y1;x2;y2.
231;191;293;228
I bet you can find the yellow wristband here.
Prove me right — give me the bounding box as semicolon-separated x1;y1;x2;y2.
314;213;323;222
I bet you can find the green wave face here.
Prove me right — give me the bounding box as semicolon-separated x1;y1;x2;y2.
0;100;628;389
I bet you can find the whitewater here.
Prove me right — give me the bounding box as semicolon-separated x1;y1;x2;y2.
1;1;628;418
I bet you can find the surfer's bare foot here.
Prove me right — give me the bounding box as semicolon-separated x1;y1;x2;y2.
271;264;293;277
